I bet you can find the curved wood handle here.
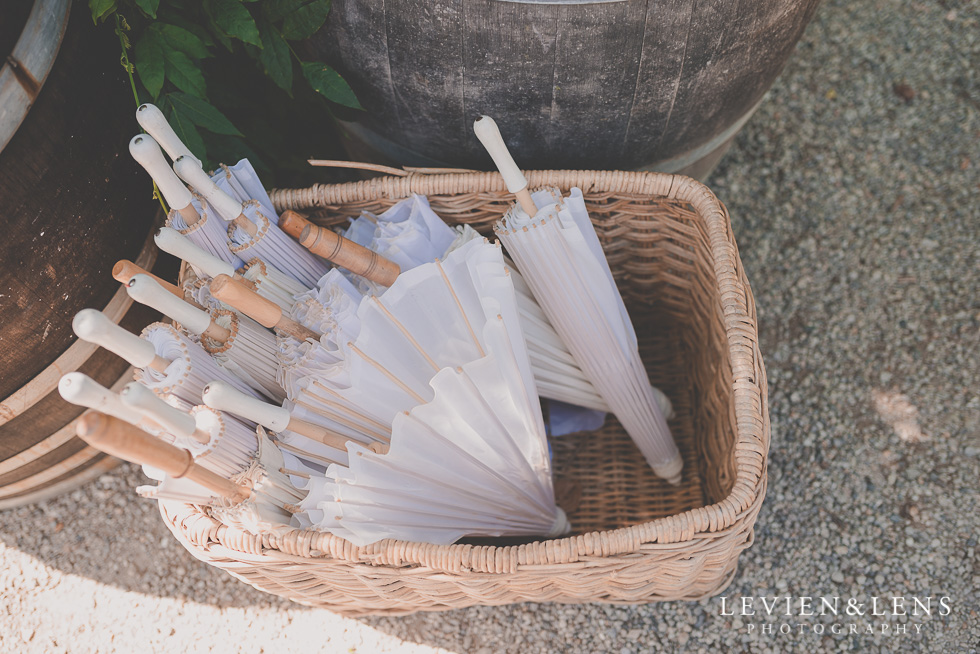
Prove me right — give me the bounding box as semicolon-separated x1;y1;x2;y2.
113;260;183;299
210;275;320;342
77;411;250;503
299;223;400;287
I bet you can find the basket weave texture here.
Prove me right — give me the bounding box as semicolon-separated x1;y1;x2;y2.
163;170;769;616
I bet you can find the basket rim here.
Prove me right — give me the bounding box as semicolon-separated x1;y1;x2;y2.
166;168;769;574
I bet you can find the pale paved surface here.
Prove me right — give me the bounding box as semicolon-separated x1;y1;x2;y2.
2;0;978;652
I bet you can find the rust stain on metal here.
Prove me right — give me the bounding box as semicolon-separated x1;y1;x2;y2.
6;56;41;99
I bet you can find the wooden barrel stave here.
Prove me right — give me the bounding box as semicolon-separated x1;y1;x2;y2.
309;0;820;175
0;2;162;507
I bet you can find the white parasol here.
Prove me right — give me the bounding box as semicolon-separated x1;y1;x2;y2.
286;195;673;419
289;238;567;545
174;157;329;288
76;411;303;534
155;226;309;312
58;372;169;436
125;274;285;402
475;115;682;484
120;382;256;479
71;309;261;408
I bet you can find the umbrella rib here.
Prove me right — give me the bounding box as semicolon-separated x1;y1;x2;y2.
435;259;485;357
292;397;389;443
347;343;427;405
369;297;440;372
369;418;557;520
280;467;310;479
275;439;343;467
404;400;556;517
307;381;392;439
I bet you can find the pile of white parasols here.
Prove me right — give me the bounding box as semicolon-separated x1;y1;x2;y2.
61;108;681;546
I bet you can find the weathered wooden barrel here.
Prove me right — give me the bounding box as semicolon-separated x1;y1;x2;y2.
309;0;819;178
0;0;162;508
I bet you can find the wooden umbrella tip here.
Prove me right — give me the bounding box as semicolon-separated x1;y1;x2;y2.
279;210;310;238
209;274;232;293
76;410;108;439
298;223;314;247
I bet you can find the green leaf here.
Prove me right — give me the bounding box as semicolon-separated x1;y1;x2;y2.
162;47;207;98
165;98;208;162
133;32;165;98
204;0;262;47
156;10;216;48
89;0;117;23
261;0;306;22
208;23;235;52
133;0;159;18
281;1;331;41
169;93;243;136
301;61;360;109
257;19;292;93
202;133;272;178
157;24;210;59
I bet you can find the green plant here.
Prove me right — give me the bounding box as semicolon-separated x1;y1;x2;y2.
90;0;360;183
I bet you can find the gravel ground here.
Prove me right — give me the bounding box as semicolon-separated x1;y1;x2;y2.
2;0;978;652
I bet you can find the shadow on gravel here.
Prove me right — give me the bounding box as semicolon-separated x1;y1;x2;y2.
0;462;292;609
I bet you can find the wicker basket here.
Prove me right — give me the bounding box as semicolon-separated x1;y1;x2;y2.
163;169;769;617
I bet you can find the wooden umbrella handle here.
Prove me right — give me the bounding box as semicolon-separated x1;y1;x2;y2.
72;309;170;373
278;210;309;240
113;260;183;299
136;104;201;166
203;380;350;452
77;411;250;503
210;274;320;342
299;223;400;287
128;134;198;225
127;274;231;342
473;115;538;217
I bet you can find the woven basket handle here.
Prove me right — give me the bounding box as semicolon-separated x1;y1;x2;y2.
307;159;480;177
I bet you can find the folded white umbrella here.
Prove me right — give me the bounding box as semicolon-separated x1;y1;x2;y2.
155;226;309;313
76;411;303;534
202;381;388;479
129;129;243;269
175;157;329;288
121;382;256;478
126;274;285;402
292;238;566;545
240;258;310;312
58;372;171;437
338;194;677;418
476;115;682;484
71;308;261;409
212;159;277;220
